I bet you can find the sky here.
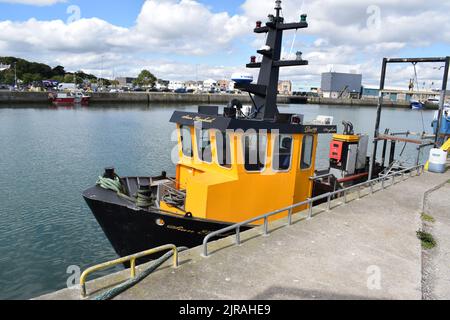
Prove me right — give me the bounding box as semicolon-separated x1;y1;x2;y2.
0;0;449;90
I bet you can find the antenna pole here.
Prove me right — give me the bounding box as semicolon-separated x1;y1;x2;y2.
275;0;282;18
369;58;388;180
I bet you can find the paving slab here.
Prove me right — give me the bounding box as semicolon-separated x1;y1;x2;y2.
423;183;450;300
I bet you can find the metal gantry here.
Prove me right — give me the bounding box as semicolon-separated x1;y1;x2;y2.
369;57;450;180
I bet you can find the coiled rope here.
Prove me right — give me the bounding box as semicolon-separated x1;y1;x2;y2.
96;176;154;208
97;176;123;193
136;188;155;208
91;247;188;300
162;189;186;207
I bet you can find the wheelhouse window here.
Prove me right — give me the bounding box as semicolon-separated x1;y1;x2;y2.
273;135;293;171
180;125;193;158
216;131;232;168
243;133;267;172
196;128;212;163
301;135;314;170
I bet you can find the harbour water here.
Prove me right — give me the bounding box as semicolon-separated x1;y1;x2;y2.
0;103;435;300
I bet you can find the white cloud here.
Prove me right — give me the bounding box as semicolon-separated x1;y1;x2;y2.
0;0;449;86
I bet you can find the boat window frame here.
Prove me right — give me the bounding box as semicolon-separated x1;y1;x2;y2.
272;134;294;173
300;134;314;170
242;131;268;173
215;130;233;169
179;125;193;158
195;127;213;164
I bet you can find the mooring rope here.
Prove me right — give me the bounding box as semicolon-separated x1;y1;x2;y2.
91;247;188;301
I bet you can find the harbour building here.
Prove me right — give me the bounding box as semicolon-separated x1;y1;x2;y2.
321;72;362;99
115;77;136;88
278;80;292;95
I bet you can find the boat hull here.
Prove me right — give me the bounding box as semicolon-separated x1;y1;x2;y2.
83;185;248;262
411;102;425;110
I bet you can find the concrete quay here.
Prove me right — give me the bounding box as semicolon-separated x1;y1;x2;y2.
0;91;292;105
37;168;450;300
0;91;431;108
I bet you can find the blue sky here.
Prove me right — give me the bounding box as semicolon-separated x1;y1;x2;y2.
0;1;144;26
0;0;244;26
0;0;449;88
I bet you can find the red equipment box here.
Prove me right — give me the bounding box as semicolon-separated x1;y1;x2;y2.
330;140;344;162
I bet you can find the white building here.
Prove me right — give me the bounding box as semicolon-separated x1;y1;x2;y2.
168;81;186;91
203;79;219;92
185;81;203;92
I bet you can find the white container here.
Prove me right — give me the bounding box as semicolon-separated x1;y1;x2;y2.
428;148;448;173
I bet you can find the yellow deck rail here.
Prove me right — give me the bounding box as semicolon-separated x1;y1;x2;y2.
80;244;179;298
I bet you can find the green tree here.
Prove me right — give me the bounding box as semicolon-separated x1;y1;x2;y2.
63;74;75;83
52;65;66;77
134;70;157;87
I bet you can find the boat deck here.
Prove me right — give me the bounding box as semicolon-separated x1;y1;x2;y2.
38;167;450;300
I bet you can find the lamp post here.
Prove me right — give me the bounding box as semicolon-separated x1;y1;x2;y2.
14;62;17;90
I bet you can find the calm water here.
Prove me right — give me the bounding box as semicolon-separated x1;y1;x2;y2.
0;103;435;300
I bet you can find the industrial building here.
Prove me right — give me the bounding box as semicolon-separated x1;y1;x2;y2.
278;80;292;95
115;77;136;88
321;72;362;98
361;87;443;103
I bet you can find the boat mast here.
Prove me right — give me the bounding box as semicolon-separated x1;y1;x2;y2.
237;0;309;121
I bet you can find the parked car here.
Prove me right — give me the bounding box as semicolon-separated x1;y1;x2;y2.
174;88;187;94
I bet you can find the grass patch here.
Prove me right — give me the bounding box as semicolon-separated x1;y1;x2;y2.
422;213;436;223
417;230;437;250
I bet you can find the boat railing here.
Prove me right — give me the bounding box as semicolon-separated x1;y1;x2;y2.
202;164;425;257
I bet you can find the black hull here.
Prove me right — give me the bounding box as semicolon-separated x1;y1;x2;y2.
83;185;247;263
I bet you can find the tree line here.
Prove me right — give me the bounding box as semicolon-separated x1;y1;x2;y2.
0;57;159;88
0;57;111;86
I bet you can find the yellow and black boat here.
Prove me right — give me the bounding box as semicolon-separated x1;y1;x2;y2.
83;1;339;260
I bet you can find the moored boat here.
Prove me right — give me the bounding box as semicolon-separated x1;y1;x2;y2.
83;1;385;262
48;91;90;106
411;100;425;110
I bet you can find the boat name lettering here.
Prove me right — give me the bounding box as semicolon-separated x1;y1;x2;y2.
324;127;337;133
182;115;216;123
167;225;196;234
304;126;318;134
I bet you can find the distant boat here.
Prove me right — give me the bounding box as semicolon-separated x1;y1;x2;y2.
48;91;90;106
410;100;425;110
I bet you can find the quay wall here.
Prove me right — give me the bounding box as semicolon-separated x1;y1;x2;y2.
0;91;49;104
0;91;433;109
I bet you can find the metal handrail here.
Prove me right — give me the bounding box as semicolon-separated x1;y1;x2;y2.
80;244;179;298
202;164;425;257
